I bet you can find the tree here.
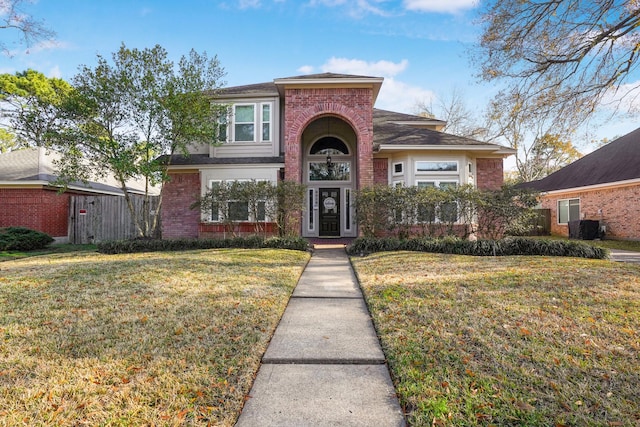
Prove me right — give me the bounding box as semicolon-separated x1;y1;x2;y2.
0;69;72;146
1;45;226;238
1;0;55;55
475;0;640;126
415;87;486;139
0;128;21;152
485;90;582;183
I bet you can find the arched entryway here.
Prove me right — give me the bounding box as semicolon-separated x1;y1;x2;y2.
301;116;357;238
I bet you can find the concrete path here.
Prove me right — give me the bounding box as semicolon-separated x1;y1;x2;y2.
610;249;640;263
235;247;406;427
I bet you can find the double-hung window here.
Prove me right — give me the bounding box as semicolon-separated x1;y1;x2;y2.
558;198;580;224
225;102;273;143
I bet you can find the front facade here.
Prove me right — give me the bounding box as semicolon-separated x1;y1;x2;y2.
161;73;514;240
523;127;640;240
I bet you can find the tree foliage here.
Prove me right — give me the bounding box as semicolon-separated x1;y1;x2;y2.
485;91;582;183
0;45;226;238
415;87;486;139
0;0;55;54
0;69;72;146
194;180;307;238
476;0;640;126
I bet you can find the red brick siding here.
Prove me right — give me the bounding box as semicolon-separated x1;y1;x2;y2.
540;184;640;240
161;172;201;239
283;87;374;189
373;158;388;185
0;188;70;237
476;158;504;190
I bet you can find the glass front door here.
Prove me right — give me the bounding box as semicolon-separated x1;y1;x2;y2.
319;188;340;237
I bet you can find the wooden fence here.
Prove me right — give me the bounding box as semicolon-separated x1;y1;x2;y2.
68;195;160;244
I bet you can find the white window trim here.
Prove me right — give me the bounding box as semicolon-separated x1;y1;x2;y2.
392;161;404;176
557;198;580;225
415;160;459;174
227;102;274;144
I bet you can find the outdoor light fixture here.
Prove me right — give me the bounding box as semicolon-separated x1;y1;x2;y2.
326;154;332;168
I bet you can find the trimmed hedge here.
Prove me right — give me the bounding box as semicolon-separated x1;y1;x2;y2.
96;235;310;254
346;236;609;259
0;227;54;251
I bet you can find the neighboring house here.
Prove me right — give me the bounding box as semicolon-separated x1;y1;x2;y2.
521;127;640;240
0;147;151;242
161;73;515;240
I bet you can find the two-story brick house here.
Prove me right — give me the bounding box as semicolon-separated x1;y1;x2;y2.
161;73;514;240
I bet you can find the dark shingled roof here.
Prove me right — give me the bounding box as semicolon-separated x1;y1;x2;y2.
161;155;284;166
373;109;496;147
216;82;278;97
522;127;640;192
276;72;380;80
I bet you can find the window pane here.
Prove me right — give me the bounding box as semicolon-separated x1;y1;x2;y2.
569;199;580;222
235;124;255;141
439;182;457;189
257;201;266;221
416;161;458;172
228;201;249;221
558;200;569;223
235;105;254;122
309;162;350;181
262;104;270;121
418;204;436;222
262;123;270;141
394;163;403;173
417;181;435;188
440;202;458;223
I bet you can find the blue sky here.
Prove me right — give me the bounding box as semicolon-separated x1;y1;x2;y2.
1;0;638;145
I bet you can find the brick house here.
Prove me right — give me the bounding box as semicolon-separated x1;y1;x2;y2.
522;127;640;240
0;147;149;242
161;73;514;240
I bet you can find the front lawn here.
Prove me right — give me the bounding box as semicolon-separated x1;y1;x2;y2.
0;248;309;426
352;252;640;426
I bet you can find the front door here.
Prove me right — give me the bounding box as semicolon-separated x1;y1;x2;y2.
320;188;340;237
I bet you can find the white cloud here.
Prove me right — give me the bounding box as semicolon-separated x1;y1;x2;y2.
48;65;61;78
403;0;478;14
321;57;408;78
239;0;261;9
376;77;436;113
316;57;434;113
24;40;68;55
297;65;315;74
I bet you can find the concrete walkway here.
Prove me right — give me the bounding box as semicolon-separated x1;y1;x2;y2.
610;249;640;263
235;247;406;426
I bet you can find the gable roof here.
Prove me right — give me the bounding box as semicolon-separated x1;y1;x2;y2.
0;147;151;195
373;109;513;154
522;127;640;192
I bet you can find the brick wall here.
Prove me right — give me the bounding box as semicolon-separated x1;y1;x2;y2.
283;87;374;189
161;172;201;239
373;158;388;185
0;188;70;238
540;184;640;240
476;158;504;190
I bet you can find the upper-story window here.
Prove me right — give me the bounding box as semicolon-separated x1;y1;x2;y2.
416;161;458;173
217;102;273;143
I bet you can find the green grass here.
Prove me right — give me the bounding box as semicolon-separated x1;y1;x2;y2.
0;248;309;426
352;252;640;426
0;243;97;261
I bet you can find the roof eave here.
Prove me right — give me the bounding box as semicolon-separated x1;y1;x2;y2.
537;177;640;195
377;144;516;156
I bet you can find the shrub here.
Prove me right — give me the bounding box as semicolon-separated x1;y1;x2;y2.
97;235;310;254
346;236;609;259
0;227;54;251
